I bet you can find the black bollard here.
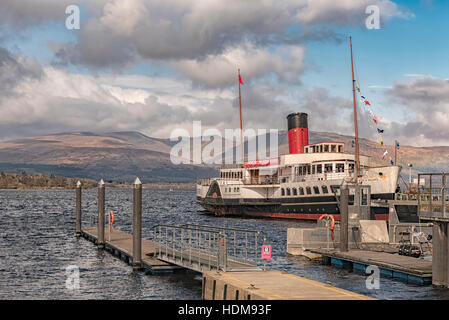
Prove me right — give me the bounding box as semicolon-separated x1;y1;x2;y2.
133;177;142;270
75;181;82;237
339;182;349;252
98;179;105;249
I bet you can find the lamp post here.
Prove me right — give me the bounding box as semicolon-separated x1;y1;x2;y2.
407;163;413;191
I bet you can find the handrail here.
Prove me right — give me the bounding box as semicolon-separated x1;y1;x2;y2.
152;224;259;271
181;224;260;235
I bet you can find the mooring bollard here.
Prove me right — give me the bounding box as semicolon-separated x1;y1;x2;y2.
133;177;142;270
75;181;82;237
340;182;349;252
98;179;105;249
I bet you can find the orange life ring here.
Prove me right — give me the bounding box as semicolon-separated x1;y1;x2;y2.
318;214;335;231
109;210;115;225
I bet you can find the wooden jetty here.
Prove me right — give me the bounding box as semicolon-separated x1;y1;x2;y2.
80;227;371;300
76;179;372;300
203;270;372;300
312;248;432;285
81;227;182;274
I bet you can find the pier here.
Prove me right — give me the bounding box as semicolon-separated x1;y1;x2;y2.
312;248;432;285
418;173;449;287
75;179;372;300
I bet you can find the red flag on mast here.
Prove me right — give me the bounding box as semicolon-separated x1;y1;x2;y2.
239;73;244;85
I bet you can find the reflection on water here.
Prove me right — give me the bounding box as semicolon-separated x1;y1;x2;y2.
0;188;448;300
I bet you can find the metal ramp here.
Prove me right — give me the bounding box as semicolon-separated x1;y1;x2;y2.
152;224;261;272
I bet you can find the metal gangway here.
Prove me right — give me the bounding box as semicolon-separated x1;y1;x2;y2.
152;224;261;272
418;173;449;221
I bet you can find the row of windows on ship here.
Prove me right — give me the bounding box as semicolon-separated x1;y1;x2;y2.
294;162;355;175
219;161;356;180
220;171;243;179
281;185;330;197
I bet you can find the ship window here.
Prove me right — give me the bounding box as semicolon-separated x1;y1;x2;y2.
338;145;343;153
316;164;322;174
306;187;312;195
325;164;333;173
307;165;311;175
324;145;329;152
336;163;345;173
299;187;304;195
320;145;323;153
287;188;291;196
312;165;316;174
293;188;298;196
348;163;355;172
331;145;336;152
322;186;329;194
313;186;320;194
281;188;285;196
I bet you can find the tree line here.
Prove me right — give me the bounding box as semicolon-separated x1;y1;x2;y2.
0;172;96;189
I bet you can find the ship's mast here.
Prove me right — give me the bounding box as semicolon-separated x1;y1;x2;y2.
238;69;244;164
350;37;360;182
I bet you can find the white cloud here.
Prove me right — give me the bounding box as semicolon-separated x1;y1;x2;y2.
170;43;306;87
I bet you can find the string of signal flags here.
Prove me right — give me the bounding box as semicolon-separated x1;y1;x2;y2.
355;83;399;165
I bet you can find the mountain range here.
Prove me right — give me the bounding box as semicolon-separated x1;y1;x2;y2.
0;130;447;183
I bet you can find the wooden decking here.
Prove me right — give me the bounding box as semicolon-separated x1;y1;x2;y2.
80;227;373;299
203;270;373;300
81;227;182;273
312;248;432;285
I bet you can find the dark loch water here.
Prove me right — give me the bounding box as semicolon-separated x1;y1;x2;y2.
1;188;449;300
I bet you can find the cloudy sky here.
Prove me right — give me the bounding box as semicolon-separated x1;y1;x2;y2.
0;0;448;147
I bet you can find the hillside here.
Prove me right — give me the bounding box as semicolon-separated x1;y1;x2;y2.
0;130;447;182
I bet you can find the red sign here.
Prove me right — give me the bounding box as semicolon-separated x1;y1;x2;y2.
244;158;279;168
261;245;272;260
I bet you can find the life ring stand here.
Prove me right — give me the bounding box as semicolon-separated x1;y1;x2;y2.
319;214;335;241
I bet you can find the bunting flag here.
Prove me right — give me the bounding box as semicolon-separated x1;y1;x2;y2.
355;82;392;161
238;73;244;85
396;141;400;150
390;158;394;165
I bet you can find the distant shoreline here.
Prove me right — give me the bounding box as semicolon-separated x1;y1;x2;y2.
0;172;196;190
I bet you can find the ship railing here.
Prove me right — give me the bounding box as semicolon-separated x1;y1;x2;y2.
395;193;419;201
280;171;349;183
242;176;279;185
221;163;245;169
197;178;213;185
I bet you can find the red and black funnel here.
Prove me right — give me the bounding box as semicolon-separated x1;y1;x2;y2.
287;112;308;154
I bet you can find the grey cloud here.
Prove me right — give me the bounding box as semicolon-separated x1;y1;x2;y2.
0;47;43;97
384;76;449;145
51;0;411;72
0;0;82;30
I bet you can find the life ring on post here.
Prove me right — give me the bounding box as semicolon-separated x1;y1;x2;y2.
318;214;335;240
319;214;335;230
